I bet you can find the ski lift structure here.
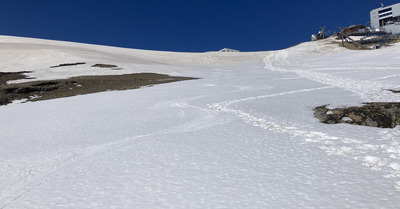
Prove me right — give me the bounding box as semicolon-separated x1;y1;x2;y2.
337;3;400;49
311;26;329;41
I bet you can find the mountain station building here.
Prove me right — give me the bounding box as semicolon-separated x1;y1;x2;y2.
370;3;400;34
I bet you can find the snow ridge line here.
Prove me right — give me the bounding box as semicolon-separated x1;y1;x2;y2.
209;88;400;191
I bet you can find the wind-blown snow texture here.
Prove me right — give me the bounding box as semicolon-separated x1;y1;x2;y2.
1;35;400;208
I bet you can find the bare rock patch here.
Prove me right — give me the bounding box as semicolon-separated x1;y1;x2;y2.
387;89;400;94
0;71;31;85
314;103;400;128
50;62;86;68
91;64;118;68
0;73;197;106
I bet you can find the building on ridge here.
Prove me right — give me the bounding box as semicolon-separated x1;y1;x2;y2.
370;3;400;34
218;48;239;52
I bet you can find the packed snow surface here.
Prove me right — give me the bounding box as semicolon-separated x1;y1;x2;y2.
1;35;400;208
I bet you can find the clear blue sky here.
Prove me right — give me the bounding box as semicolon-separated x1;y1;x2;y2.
1;0;399;52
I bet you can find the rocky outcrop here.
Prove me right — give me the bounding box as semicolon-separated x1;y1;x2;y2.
314;103;400;128
0;73;197;106
0;71;31;85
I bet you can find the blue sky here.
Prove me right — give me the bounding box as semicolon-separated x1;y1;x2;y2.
1;0;399;52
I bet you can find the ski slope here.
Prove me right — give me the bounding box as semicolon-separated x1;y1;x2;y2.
1;35;400;208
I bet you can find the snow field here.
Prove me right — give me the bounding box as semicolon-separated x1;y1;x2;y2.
1;36;400;208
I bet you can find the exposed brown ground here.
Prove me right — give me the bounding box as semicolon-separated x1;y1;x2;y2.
336;41;365;50
331;37;400;50
0;72;197;106
0;71;32;85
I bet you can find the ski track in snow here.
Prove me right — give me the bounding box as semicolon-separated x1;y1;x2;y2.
263;51;400;102
209;85;400;191
0;97;233;209
257;47;400;190
372;73;400;81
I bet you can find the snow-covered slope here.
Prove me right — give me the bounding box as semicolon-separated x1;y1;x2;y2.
0;35;265;83
264;39;400;102
1;36;400;208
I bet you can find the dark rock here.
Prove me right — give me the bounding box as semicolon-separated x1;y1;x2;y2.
0;71;31;85
91;64;118;68
0;73;198;106
314;103;400;128
32;81;58;87
387;89;400;93
50;62;86;68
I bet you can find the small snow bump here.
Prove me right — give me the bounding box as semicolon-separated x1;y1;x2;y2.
341;147;354;155
305;138;319;143
284;126;296;130
362;156;387;170
389;162;400;171
324;141;335;147
395;181;400;191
